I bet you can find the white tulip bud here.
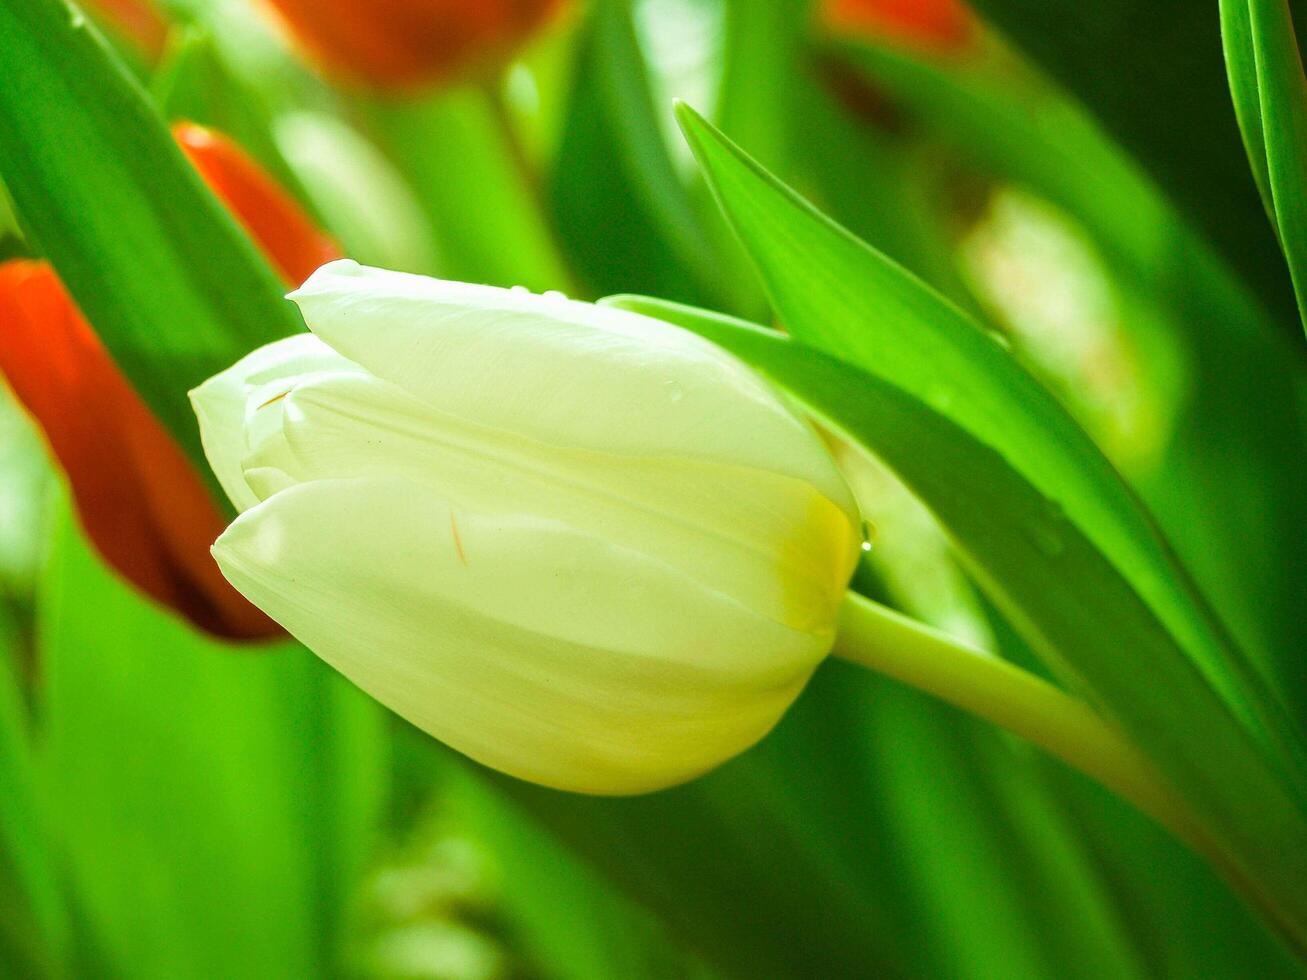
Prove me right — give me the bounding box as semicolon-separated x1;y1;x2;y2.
191;260;861;793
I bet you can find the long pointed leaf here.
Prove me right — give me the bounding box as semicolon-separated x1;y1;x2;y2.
1222;0;1307;333
0;0;301;467
604;293;1307;957
671;102;1305;789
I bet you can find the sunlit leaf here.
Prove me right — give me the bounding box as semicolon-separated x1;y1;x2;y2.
603;290;1307;953
0;0;302;469
826;36;1307;724
1220;0;1307;334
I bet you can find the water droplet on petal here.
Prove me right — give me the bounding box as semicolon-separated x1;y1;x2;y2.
542;290;569;302
664;380;684;403
861;520;876;552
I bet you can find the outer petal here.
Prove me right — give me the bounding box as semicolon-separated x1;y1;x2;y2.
214;476;826;793
289;261;858;522
188;333;357;512
244;371;859;633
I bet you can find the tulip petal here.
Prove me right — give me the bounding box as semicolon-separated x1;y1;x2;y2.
241;370;859;632
189;333;358;512
289;261;857;520
214;476;824;793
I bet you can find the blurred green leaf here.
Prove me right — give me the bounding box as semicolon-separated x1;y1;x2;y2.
550;0;721;305
363;86;571;292
716;0;805;178
0;634;67;978
826;37;1307;730
431;759;718;980
965;0;1300;335
603;291;1307;955
1220;0;1307;334
273;110;440;275
38;496;386;977
152;27;317;214
0;0;302;470
672;102;1302;770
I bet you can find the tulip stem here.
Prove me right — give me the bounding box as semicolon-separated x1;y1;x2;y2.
831;591;1209;851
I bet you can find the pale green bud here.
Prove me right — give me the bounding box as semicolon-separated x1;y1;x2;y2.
191;260;861;794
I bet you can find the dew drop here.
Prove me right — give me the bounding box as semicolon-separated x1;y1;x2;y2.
542;289;569;302
509;285;530;295
664;380;684;403
860;520;876;553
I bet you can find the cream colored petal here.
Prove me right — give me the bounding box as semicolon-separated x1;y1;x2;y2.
213;476;825;793
243;372;859;634
189;332;358;510
288;261;857;521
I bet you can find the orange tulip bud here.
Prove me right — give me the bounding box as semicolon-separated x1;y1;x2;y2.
0;261;276;639
172;122;340;287
0;124;340;641
259;0;566;90
823;0;973;51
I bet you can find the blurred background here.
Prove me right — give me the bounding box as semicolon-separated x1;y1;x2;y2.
1;0;1305;977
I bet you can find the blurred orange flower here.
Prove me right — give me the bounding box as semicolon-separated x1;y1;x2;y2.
823;0;973;51
0;122;340;642
82;0;169;58
260;0;566;90
173;122;340;286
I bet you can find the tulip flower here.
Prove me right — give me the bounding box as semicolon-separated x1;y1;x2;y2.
189;263;1215;845
0;123;338;641
191;261;863;792
260;0;567;90
823;0;973;51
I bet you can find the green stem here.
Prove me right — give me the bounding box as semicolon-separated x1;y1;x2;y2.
833;590;1209;851
833;592;1307;954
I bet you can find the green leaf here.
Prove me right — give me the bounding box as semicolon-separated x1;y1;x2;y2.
0;631;69;978
965;0;1299;335
1221;0;1275;221
0;0;303;471
362;86;571;292
1221;0;1307;334
152;27;317;217
548;0;722;306
38;496;387;977
825;37;1307;725
603;293;1307;956
672;102;1303;777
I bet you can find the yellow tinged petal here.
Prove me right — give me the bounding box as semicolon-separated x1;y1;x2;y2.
214;476;822;793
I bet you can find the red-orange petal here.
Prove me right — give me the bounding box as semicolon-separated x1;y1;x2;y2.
823;0;973;51
173;122;341;287
82;0;170;59
259;0;566;91
0;260;279;641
